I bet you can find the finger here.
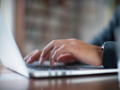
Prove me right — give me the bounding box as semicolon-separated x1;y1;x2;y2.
39;45;61;66
57;54;76;63
24;55;29;61
24;50;41;61
49;45;61;66
41;40;66;58
41;41;56;58
39;51;51;65
24;51;36;61
26;50;42;64
39;58;46;65
51;45;71;64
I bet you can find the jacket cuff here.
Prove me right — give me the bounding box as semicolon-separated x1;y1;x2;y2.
103;41;117;68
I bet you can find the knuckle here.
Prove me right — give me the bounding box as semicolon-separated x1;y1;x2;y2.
54;50;57;55
51;40;59;45
54;45;57;49
70;38;77;41
42;48;46;53
34;49;40;53
54;50;59;56
30;54;35;58
51;40;56;45
30;56;34;60
34;49;39;52
72;42;77;45
62;44;67;49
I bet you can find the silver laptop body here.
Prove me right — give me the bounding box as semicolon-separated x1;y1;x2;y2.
0;11;118;78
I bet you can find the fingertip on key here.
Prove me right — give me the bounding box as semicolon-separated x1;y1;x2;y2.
50;58;54;67
39;58;43;66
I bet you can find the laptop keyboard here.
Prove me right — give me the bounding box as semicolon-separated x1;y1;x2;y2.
27;65;80;71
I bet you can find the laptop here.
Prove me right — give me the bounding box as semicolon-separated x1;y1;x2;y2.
0;11;118;78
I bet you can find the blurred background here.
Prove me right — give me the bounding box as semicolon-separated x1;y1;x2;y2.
0;0;120;57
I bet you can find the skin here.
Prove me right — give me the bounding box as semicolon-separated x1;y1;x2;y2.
24;39;103;66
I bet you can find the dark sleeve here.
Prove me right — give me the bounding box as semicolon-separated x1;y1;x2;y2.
102;41;117;68
90;6;120;68
90;6;120;46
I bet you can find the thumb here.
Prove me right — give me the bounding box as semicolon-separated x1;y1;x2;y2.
57;54;76;63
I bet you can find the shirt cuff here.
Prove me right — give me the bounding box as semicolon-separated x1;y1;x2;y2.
102;41;117;68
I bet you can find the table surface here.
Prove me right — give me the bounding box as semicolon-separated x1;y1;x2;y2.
0;65;119;90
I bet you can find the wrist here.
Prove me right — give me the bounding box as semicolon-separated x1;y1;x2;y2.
92;45;103;66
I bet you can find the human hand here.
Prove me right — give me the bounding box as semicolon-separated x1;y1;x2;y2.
39;39;103;66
